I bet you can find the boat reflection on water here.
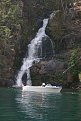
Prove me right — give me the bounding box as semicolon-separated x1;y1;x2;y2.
16;90;61;120
22;92;61;119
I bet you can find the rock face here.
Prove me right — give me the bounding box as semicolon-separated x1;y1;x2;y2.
46;5;81;53
0;0;56;86
30;0;81;87
1;0;81;87
21;0;56;49
0;0;22;86
31;60;67;86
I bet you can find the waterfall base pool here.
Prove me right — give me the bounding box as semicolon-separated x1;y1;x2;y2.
0;88;81;121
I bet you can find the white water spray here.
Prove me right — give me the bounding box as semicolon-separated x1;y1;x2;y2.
16;19;50;87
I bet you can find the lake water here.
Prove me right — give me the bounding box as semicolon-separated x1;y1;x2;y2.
0;88;81;121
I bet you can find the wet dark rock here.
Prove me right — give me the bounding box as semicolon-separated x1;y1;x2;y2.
0;79;13;87
31;59;67;86
1;0;81;88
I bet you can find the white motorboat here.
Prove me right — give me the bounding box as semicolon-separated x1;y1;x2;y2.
22;84;62;93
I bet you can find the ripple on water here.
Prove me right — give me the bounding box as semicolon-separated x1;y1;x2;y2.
0;88;81;121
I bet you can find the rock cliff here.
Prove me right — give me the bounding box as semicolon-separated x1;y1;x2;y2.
30;0;81;87
1;0;81;88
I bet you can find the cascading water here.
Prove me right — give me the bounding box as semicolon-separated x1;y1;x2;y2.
16;19;50;87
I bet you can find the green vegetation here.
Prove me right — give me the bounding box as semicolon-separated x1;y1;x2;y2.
0;0;22;80
68;49;81;82
0;0;81;88
0;0;21;40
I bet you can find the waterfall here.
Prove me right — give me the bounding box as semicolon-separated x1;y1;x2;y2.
16;19;50;87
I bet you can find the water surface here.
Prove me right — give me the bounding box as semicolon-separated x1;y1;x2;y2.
0;88;81;121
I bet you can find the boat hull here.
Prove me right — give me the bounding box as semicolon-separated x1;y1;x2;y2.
22;86;62;93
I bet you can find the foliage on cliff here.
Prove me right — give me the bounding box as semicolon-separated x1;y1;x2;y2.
0;0;81;88
0;0;22;80
68;49;81;82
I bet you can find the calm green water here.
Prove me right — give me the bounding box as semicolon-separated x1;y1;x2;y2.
0;88;81;121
